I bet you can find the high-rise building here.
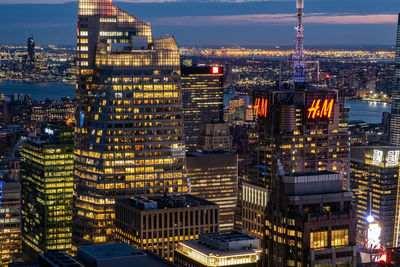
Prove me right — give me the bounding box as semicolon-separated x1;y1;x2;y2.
20;124;74;257
0;176;21;266
265;171;357;266
200;122;232;152
27;37;35;62
181;65;224;152
241;182;268;249
350;146;400;248
174;231;262;267
186;152;238;230
390;14;400;145
115;195;219;261
249;88;349;190
74;0;186;246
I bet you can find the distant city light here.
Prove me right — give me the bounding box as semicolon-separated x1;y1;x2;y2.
212;66;219;74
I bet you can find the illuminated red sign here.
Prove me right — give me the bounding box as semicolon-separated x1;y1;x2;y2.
307;98;334;119
212;66;219;74
253;98;268;118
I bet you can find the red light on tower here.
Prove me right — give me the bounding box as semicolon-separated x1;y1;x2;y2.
212;66;219;74
326;74;330;79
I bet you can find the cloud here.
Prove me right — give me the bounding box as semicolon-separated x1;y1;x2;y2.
150;13;398;25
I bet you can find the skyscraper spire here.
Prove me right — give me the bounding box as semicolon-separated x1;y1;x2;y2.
286;0;307;88
293;0;305;85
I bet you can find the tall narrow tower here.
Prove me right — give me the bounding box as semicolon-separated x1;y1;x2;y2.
74;0;187;246
390;14;400;145
293;0;306;85
27;36;35;62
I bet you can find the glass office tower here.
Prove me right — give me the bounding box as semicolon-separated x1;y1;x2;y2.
181;66;224;152
390;14;400;145
21;125;74;257
74;0;186;246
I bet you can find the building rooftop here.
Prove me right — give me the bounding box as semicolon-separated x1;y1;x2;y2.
282;171;344;196
178;231;260;257
187;151;233;157
284;170;337;177
120;194;216;211
78;243;142;260
200;231;257;244
39;251;84;267
77;243;177;267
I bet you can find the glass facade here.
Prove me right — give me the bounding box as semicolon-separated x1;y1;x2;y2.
181;66;224;152
20;126;74;256
390;14;400;145
75;0;186;246
186;152;238;230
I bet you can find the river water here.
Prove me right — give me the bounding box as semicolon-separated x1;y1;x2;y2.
0;81;390;124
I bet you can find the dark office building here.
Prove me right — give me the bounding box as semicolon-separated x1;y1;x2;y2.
20;125;74;257
265;171;357;266
74;0;186;246
350;146;400;248
181;65;224;152
186;152;238;230
0;176;21;266
27;37;35;62
115;195;219;261
249;88;349;190
174;231;261;267
391;14;400;145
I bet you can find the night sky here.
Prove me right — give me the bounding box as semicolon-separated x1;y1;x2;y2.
0;0;399;47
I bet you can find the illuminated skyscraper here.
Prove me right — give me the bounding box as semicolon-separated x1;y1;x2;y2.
391;14;400;145
27;36;35;62
186;152;238;230
21;125;74;257
181;65;224;152
350;146;400;248
265;171;357;266
74;0;186;246
249;88;349;190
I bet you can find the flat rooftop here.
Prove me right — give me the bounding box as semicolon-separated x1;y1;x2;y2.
78;243;144;260
186;151;233;157
284;170;337;177
201;231;257;243
120;194;216;210
180;231;260;256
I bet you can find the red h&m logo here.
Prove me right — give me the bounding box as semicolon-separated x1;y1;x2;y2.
253;98;268;118
307;98;334;119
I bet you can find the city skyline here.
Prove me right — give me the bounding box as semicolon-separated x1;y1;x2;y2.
0;0;399;46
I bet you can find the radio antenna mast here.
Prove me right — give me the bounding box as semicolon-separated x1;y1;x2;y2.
293;0;305;84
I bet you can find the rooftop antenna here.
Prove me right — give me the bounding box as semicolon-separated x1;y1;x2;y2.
293;0;305;84
278;0;320;89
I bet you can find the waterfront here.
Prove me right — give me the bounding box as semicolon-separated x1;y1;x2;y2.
345;99;391;124
0;81;391;124
0;81;75;100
